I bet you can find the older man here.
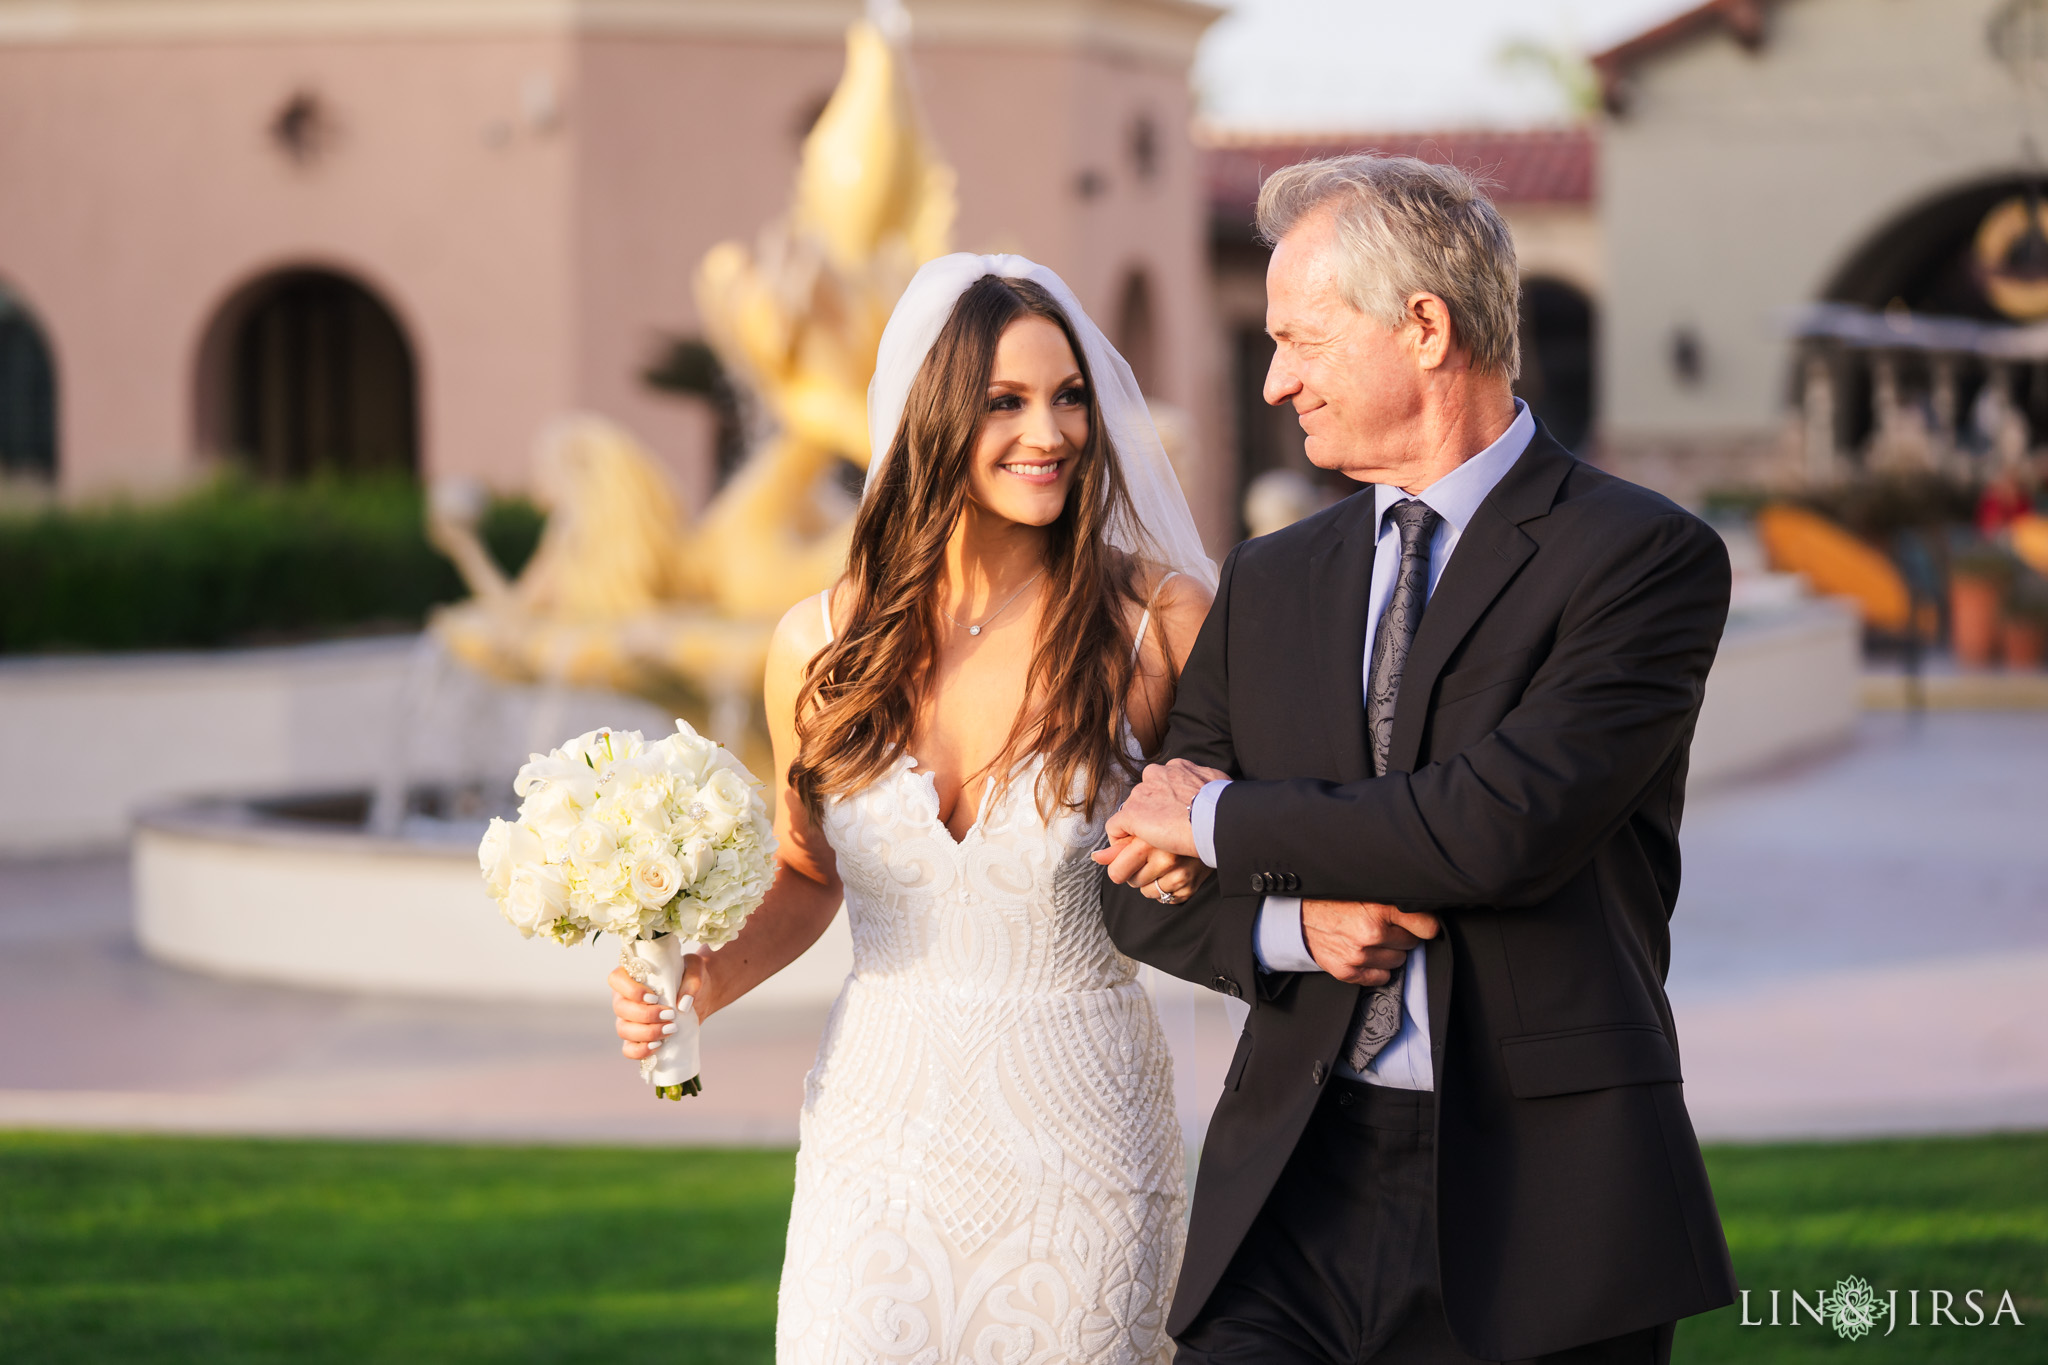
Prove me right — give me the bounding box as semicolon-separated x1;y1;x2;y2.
1097;156;1737;1363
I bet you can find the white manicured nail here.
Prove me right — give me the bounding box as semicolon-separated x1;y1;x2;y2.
646;1039;662;1050
642;993;658;1004
661;1022;676;1035
659;1009;675;1021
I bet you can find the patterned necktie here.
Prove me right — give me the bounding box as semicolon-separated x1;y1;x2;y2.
1345;497;1441;1075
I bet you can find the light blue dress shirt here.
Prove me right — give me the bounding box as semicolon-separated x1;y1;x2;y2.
1189;400;1537;1090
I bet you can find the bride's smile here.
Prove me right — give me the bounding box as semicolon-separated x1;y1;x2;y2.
969;313;1089;524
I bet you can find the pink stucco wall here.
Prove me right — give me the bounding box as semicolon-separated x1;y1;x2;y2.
0;16;1225;537
0;35;579;495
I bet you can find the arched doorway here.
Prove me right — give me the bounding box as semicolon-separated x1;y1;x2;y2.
205;268;417;479
1809;176;2048;454
0;283;57;481
1515;277;1595;453
1823;176;2041;319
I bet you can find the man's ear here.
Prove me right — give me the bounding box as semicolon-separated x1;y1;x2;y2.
1406;292;1457;372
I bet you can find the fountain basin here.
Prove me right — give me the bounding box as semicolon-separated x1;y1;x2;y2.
135;790;853;1006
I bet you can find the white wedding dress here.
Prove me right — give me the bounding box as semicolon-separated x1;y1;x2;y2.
775;592;1186;1365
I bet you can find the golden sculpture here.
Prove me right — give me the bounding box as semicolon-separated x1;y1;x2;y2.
687;15;954;617
428;16;955;754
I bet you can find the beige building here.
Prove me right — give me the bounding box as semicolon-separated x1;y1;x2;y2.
0;0;1233;537
1593;0;2048;497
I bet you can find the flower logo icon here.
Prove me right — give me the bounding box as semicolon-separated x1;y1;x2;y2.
1828;1275;1881;1340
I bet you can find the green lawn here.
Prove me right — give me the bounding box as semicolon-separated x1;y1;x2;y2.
1678;1133;2047;1363
0;1135;793;1363
1;1131;2041;1363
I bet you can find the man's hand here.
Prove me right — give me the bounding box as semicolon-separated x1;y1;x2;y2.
1103;759;1229;862
1302;899;1441;986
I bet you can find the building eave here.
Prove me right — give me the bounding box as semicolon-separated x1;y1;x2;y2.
1590;0;1776;114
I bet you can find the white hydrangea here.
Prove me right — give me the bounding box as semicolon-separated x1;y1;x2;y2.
479;720;778;950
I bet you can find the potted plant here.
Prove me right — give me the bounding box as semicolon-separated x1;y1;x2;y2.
2004;572;2048;671
1950;542;2019;668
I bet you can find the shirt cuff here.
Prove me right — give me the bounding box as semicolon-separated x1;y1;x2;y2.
1190;778;1230;869
1252;896;1317;974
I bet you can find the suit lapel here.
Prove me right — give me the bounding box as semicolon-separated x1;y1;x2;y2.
1386;433;1574;775
1307;493;1378;782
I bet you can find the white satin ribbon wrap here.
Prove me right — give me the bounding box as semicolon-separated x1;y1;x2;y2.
625;935;701;1090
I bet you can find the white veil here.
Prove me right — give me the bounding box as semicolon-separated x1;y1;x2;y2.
866;254;1242;1181
865;253;1217;592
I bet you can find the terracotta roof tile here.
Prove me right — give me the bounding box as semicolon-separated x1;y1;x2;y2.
1200;126;1596;222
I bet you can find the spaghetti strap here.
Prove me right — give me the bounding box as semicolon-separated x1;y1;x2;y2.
1130;570;1181;663
819;588;835;644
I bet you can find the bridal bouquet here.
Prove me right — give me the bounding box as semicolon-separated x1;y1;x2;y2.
477;721;777;1099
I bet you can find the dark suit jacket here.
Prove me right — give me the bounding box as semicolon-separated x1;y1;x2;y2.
1102;428;1739;1359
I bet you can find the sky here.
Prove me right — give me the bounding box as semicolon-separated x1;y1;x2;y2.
1193;0;1704;132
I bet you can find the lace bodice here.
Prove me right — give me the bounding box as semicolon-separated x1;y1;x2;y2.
822;753;1139;999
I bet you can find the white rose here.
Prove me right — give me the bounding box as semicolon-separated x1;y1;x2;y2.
566;820;616;867
504;862;570;937
674;836;709;887
478;818;515;897
658;723;717;784
522;785;582;855
480;820;545;900
630;852;684;910
695;768;749;841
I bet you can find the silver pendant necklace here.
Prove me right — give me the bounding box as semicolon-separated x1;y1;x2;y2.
943;569;1044;636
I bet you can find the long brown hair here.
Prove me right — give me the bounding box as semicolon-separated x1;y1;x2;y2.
790;274;1155;821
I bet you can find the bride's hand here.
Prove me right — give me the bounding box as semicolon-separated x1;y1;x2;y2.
1142;851;1211;905
1095;835;1212;904
608;957;708;1061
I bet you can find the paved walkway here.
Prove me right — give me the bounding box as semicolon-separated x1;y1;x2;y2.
1;710;2043;1146
1668;709;2048;1138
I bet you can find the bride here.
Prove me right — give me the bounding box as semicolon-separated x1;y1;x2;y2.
610;254;1216;1363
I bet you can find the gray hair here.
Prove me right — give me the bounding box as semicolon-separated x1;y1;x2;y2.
1256;154;1521;378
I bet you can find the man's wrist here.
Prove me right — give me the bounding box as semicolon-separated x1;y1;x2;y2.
1189;779;1230;868
1253;896;1316;974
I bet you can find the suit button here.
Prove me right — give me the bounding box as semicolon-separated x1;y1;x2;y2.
1283;873;1300;892
1311;1061;1326;1085
1249;872;1265;894
1213;975;1231;994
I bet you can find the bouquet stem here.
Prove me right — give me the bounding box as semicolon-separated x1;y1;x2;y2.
622;935;702;1099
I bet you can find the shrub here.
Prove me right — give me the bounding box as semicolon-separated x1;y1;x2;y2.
0;475;540;654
